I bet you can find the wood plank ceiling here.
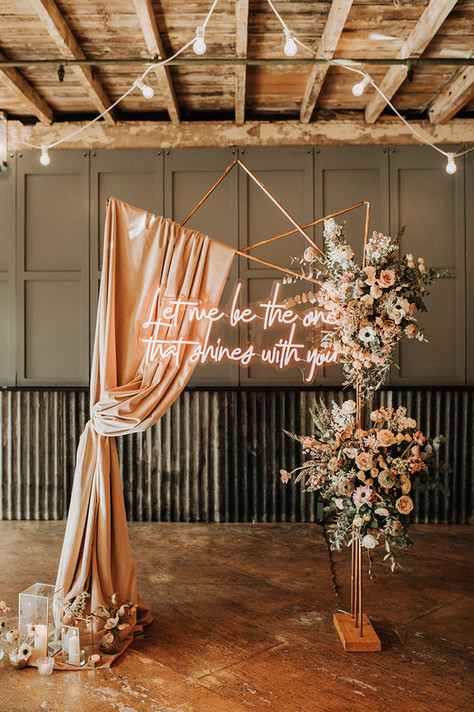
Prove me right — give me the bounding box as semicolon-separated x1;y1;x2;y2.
0;0;473;149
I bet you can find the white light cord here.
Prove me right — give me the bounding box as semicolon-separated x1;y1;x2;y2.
269;0;473;162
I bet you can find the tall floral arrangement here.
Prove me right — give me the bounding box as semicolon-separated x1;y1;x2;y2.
285;219;440;401
280;400;447;568
281;220;448;569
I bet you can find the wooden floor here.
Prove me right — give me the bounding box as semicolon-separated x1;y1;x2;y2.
0;522;473;712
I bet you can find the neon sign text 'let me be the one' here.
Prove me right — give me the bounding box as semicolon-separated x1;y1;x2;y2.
141;282;338;382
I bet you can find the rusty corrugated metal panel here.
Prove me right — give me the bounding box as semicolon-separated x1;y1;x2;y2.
0;390;88;519
1;388;472;524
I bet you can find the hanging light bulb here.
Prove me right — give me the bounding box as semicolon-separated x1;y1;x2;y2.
39;147;50;166
445;152;457;175
352;74;371;97
193;26;206;56
283;28;297;57
133;78;154;99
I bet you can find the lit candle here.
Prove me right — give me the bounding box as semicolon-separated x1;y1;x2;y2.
68;630;80;665
34;624;48;656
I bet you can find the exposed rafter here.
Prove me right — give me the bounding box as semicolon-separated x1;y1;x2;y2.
131;0;180;124
28;0;116;124
365;0;458;124
429;65;474;123
235;0;249;125
300;0;353;124
0;49;53;124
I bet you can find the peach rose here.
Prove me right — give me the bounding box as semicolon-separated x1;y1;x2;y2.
355;451;373;471
396;495;414;515
304;246;318;262
377;429;396;447
405;324;418;339
378;469;396;488
378;269;396;288
364;265;376;285
360;294;374;306
370;284;382;299
400;475;412;494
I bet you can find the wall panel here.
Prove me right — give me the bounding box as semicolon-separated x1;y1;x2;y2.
0;156;15;384
16;151;89;385
238;147;315;385
389;146;466;385
164;148;239;386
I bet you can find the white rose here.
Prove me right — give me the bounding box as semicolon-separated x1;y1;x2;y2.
361;534;379;549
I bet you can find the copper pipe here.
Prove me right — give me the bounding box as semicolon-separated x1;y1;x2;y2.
350;528;355;618
180;159;239;226
362;200;371;269
235;160;323;254
354;535;359;629
235;249;323;286
358;539;363;637
240;200;370;254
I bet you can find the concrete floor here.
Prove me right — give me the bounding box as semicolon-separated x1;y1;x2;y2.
0;522;473;712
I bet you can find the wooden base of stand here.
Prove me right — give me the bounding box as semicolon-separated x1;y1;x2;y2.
333;613;381;652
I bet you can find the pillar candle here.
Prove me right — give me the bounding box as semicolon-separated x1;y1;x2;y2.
34;624;48;657
68;631;80;665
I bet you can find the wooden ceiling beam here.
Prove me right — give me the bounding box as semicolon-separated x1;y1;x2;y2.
0;49;53;124
8;118;473;152
131;0;180;124
28;0;116;124
235;0;249;125
365;0;458;124
428;65;474;123
300;0;353;124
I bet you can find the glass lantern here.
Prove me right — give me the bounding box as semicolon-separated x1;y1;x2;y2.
19;583;62;656
61;624;87;666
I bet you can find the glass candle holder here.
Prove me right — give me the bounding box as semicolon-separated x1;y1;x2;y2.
37;656;54;676
61;625;86;666
19;583;62;656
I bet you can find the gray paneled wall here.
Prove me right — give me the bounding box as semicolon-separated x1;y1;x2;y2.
0;388;471;524
0;146;471;387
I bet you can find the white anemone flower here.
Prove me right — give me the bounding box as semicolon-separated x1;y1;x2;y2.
358;325;376;343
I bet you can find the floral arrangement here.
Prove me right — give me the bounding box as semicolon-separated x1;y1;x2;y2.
285;219;440;401
58;591;90;624
0;603;34;667
91;593;135;633
280;399;447;570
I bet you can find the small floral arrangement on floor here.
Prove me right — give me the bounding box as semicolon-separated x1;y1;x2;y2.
0;604;35;667
280;399;447;570
285;219;441;400
58;591;90;624
91;593;135;633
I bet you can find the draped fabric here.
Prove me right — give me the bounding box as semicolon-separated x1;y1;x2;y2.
54;198;235;665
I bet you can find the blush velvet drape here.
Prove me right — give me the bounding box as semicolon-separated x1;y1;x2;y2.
54;198;235;663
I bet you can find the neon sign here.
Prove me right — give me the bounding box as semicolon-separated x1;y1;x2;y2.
140;282;338;382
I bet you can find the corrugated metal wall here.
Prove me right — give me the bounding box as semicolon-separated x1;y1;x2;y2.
0;388;472;524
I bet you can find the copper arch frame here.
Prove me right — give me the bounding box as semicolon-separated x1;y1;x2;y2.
181;158;375;642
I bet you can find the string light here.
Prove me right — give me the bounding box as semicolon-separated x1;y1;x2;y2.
193;26;206;55
283;29;297;57
15;0;471;176
39;147;50;166
352;74;371;97
133;78;154;99
445;153;457;174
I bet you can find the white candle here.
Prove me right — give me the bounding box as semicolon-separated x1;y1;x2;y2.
68;631;80;666
34;624;48;657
